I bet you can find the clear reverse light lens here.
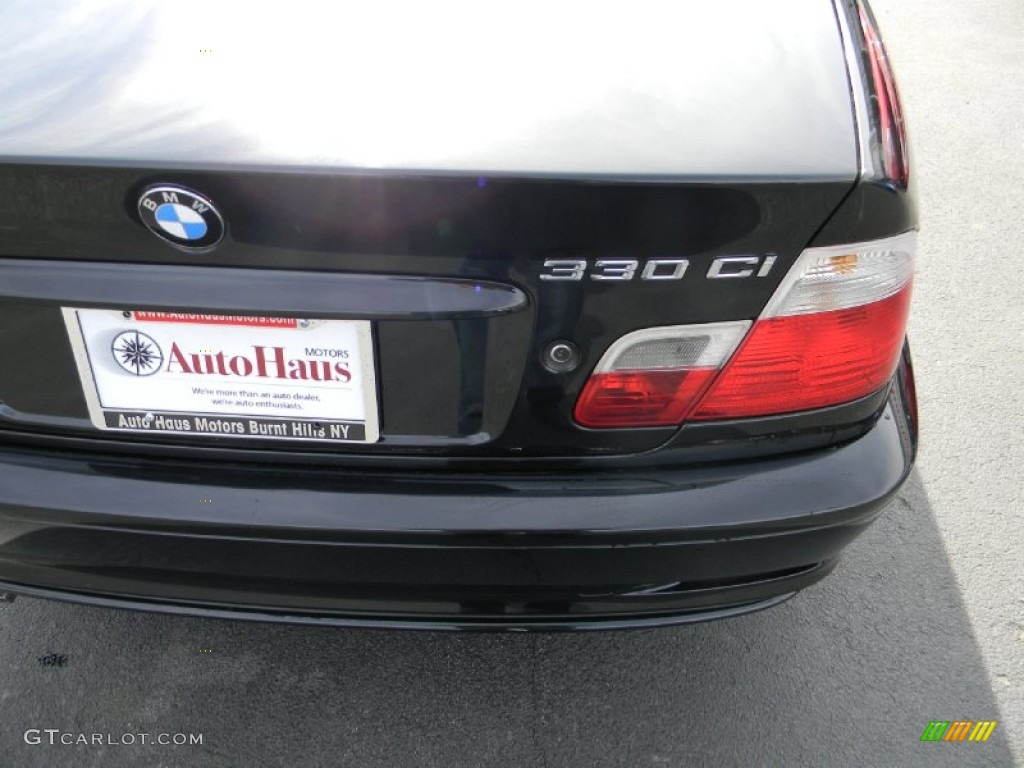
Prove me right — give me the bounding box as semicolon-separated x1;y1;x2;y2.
597;322;752;372
575;321;751;428
765;232;915;317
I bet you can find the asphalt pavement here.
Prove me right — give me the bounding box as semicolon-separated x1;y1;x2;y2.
1;0;1022;765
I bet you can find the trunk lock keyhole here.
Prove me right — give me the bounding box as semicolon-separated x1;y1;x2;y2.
542;341;580;373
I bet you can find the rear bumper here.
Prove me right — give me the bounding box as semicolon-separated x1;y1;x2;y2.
0;370;916;630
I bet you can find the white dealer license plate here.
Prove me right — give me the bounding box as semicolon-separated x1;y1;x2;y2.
62;309;379;443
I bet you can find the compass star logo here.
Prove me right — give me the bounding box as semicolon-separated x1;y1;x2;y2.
111;331;164;376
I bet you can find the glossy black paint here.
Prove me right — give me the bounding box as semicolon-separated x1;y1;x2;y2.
811;179;917;246
0;0;921;630
0;163;863;457
815;0;917;246
0;383;914;630
0;258;529;319
0;386;894;469
0;1;858;178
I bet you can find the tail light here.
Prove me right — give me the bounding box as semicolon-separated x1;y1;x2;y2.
574;322;750;428
857;0;909;187
692;232;915;419
575;232;915;428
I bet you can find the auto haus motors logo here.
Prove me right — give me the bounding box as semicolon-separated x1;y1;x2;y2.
167;341;351;382
111;330;164;376
100;315;366;441
110;333;352;383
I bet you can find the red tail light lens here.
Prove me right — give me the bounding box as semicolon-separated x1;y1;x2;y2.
575;369;718;428
857;0;909;187
689;287;910;419
575;232;916;428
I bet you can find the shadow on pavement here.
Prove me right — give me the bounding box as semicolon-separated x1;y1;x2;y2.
0;469;1015;767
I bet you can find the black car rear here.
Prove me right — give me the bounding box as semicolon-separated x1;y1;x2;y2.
0;0;918;629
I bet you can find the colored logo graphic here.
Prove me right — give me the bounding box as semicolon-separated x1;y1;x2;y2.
111;330;164;376
154;202;208;240
137;185;224;249
920;721;998;742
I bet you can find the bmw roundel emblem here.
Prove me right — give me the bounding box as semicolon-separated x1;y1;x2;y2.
137;185;224;249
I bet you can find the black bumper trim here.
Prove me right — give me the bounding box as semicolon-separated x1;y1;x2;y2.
0;574;817;633
0;389;914;629
0;403;912;540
